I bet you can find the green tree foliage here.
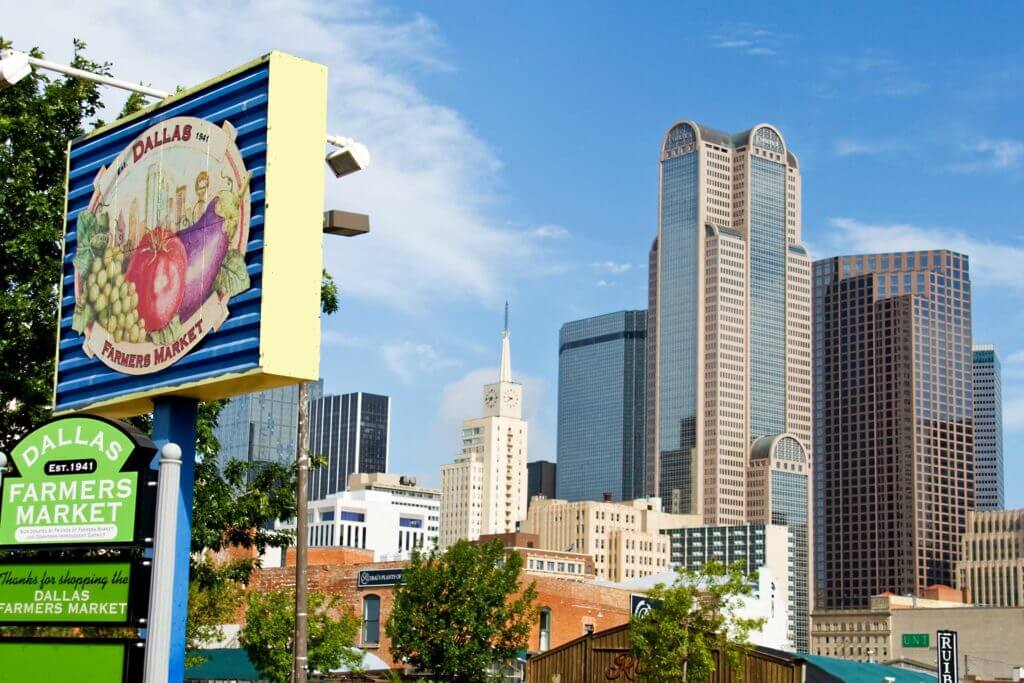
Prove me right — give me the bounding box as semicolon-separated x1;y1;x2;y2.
629;560;766;683
240;588;362;683
386;539;538;682
0;39;109;449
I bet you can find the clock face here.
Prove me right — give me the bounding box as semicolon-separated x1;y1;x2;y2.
503;389;519;407
484;388;498;408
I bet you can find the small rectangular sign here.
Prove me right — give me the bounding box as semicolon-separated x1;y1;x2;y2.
0;639;143;683
902;633;930;648
936;630;959;683
357;568;404;588
0;561;147;625
630;593;662;618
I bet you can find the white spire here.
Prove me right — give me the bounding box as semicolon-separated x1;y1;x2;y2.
500;301;512;382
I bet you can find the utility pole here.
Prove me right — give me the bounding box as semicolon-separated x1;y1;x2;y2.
294;381;310;683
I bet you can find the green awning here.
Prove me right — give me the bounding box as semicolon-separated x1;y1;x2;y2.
185;648;263;681
803;653;936;683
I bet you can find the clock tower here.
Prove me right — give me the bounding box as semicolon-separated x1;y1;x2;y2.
440;306;529;548
482;324;522;419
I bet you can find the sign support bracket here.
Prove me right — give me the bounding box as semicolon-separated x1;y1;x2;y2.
150;397;198;682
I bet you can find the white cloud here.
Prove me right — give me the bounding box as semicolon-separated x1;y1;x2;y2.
1006;350;1024;365
712;23;785;58
1004;395;1024;431
321;330;371;348
591;260;633;274
436;367;554;459
820;51;928;99
3;0;561;313
950;139;1024;173
530;224;570;239
827;217;1024;289
596;279;612;288
380;341;459;384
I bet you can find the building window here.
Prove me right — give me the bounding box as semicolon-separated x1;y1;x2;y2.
539;608;551;652
362;595;381;646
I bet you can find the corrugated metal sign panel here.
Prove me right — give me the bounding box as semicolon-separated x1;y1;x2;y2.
56;63;269;413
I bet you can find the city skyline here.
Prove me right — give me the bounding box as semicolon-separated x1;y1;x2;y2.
8;2;1023;507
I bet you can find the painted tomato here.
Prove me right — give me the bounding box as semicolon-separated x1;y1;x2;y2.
125;228;187;332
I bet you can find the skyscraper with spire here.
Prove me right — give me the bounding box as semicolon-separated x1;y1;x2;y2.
440;312;528;548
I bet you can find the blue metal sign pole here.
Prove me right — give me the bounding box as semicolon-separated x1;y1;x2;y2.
151;397;198;682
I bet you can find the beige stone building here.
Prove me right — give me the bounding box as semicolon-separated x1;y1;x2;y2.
957;508;1024;607
520;496;700;582
476;533;596;583
811;588;1024;681
646;121;812;527
440;325;527;548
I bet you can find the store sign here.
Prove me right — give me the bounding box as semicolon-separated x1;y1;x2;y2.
630;594;661;619
0;562;147;625
902;633;930;648
358;568;404;588
936;630;959;683
0;416;155;547
69;116;252;376
0;639;143;683
54;51;329;418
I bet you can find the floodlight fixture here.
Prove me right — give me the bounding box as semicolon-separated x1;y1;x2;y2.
325;135;370;178
0;49;32;90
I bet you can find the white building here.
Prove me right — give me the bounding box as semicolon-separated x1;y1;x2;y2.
285;473;440;561
608;566;793;652
440;321;528;548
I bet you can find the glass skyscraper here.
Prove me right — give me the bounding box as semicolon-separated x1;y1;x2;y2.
308;392;391;501
214;381;323;473
813;250;974;609
972;345;1003;510
647;121;812;528
557;310;646;502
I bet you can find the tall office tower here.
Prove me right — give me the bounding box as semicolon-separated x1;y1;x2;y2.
215;381;322;472
972;345;1003;510
557;310;647;502
646;120;812;527
307;391;391;501
440;322;528;548
813;250;974;610
527;460;557;505
747;434;811;651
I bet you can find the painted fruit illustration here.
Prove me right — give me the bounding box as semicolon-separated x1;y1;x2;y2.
177;197;229;321
125;228;188;332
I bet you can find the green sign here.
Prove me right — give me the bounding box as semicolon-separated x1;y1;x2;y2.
902;632;930;648
0;416;155;547
0;562;138;624
0;640;140;682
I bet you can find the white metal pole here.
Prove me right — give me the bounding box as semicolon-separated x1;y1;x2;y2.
26;55;170;98
144;442;183;683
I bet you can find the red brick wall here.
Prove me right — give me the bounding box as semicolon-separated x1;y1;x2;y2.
283;546;375;567
244;563;633;668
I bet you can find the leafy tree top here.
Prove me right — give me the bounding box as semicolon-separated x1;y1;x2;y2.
629;560;766;683
387;539;538;683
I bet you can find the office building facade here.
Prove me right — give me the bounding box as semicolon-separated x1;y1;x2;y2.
440;325;528;547
308;391;390;501
645;121;812;527
214;381;322;472
527;460;557;504
298;473;440;561
557;310;646;502
973;345;1003;509
665;523;794;649
956;508;1023;607
813;250;974;610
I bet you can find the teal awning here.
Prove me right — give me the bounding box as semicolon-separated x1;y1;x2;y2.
185;648;262;681
803;654;937;683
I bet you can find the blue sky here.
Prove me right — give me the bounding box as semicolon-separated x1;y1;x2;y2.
8;1;1024;506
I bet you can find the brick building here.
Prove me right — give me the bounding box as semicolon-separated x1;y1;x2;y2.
247;557;633;667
